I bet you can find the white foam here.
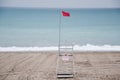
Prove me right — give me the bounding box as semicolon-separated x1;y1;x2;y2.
74;44;120;51
0;44;120;52
0;46;58;52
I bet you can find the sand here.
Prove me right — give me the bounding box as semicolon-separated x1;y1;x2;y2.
0;51;120;80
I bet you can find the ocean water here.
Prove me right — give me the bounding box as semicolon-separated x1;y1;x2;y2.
0;8;120;51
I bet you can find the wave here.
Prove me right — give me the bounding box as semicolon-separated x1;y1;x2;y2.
0;44;120;52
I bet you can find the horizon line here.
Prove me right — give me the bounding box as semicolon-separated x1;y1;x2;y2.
0;6;120;9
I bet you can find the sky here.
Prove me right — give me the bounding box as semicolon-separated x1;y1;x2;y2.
0;0;120;8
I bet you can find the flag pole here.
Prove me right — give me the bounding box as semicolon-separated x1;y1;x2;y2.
59;9;61;56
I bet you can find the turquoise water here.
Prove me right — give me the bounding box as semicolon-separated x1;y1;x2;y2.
0;8;120;47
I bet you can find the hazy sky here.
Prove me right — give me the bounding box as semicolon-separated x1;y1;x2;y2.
0;0;120;8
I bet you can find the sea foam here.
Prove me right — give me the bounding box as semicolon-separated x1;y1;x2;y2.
0;44;120;52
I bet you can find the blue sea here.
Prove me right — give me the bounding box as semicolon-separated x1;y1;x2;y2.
0;7;120;51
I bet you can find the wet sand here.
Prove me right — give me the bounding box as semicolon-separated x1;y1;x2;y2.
0;51;120;80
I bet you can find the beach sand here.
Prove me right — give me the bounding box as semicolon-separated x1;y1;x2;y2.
0;52;120;80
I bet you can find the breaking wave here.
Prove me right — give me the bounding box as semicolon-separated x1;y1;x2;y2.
0;44;120;52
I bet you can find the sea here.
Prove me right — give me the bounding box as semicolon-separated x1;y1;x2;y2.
0;7;120;51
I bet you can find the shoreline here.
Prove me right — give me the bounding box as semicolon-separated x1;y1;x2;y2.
1;51;120;53
0;44;120;52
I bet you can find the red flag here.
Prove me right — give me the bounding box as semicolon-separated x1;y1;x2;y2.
62;11;70;17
